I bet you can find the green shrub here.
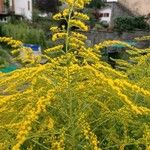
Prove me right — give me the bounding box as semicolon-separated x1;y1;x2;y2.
0;47;11;68
1;22;47;48
114;16;149;33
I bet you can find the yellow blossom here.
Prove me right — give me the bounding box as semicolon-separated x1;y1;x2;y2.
69;19;88;31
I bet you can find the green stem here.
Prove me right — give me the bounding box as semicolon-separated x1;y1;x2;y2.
66;48;76;150
65;1;78;149
65;3;74;53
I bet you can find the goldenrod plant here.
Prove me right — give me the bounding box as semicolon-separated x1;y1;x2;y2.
110;36;150;76
0;0;150;150
135;36;150;41
0;37;41;66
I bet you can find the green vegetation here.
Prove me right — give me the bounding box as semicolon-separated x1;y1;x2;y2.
114;16;149;33
0;0;150;149
87;0;105;9
0;22;47;48
0;48;10;68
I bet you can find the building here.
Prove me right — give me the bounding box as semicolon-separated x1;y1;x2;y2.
97;6;112;25
0;0;32;22
118;0;150;16
97;1;133;27
10;0;32;20
0;0;4;13
0;0;7;22
118;0;150;24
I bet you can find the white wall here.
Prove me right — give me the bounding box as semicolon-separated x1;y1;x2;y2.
98;7;112;24
10;0;32;20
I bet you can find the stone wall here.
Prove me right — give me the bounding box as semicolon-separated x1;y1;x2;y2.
85;30;150;48
109;2;133;27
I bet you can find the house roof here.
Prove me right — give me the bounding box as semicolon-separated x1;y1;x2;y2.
99;1;134;16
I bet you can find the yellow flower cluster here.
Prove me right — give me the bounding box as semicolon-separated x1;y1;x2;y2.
0;46;150;149
0;36;41;66
115;79;150;97
82;122;101;150
69;43;79;49
1;0;150;149
46;117;54;129
71;31;87;40
94;63;127;78
0;36;22;48
51;130;65;150
45;45;64;53
77;47;100;63
94;40;139;52
135;36;150;41
13;47;41;65
48;0;90;55
53;13;63;20
61;0;91;8
65;0;74;6
62;8;70;17
85;65;149;115
69;37;85;46
74;12;89;20
74;0;91;9
69;19;88;31
12;90;55;150
50;26;60;33
52;33;67;41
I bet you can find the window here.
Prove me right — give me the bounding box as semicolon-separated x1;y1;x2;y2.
103;13;109;17
28;0;30;11
99;13;103;17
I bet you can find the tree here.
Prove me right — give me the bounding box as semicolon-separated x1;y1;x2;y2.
87;0;105;9
36;0;60;13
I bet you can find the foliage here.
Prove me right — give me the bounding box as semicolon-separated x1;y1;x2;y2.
36;0;60;13
32;8;43;22
32;12;54;36
4;0;9;8
113;36;150;84
87;0;105;9
135;36;150;41
0;47;10;68
0;37;41;67
0;22;47;48
0;1;150;150
114;16;149;33
0;37;22;67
